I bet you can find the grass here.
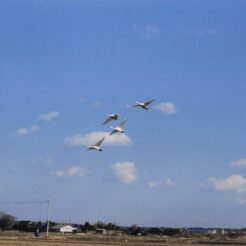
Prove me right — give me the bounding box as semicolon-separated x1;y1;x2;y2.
0;231;246;246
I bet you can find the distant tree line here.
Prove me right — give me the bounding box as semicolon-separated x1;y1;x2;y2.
0;211;245;239
0;213;179;236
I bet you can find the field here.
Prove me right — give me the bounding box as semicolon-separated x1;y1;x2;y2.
1;232;246;246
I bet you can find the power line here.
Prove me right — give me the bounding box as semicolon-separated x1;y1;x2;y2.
0;200;48;205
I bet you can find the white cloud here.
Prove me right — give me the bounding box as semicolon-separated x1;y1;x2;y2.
65;131;132;147
134;24;160;39
112;161;138;184
53;166;85;178
16;125;40;136
230;159;246;168
38;111;59;122
154;102;177;114
206;175;246;193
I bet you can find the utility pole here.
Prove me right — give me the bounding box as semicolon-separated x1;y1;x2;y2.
46;200;51;236
0;200;51;236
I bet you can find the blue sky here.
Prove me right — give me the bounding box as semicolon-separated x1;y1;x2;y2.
1;0;246;227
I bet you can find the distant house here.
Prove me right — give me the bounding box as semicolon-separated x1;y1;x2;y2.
51;224;77;234
60;225;77;234
208;229;217;235
95;228;106;234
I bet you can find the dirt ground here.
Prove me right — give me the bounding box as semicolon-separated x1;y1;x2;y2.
0;231;246;246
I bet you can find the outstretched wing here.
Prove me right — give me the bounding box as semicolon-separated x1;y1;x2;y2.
102;116;113;125
119;119;127;128
144;98;156;106
95;137;105;147
132;101;141;107
109;129;117;136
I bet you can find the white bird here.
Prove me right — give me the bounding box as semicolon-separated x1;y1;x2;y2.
109;120;127;136
133;99;156;110
87;137;105;151
102;114;120;125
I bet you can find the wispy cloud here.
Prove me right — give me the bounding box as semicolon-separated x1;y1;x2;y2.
65;131;132;147
16;125;40;136
186;27;217;37
148;181;159;188
16;128;28;136
52;166;85;178
236;196;246;205
164;178;175;187
90;101;102;109
53;170;65;177
154;102;177;114
133;24;160;39
38;111;59;122
230;159;246;168
112;161;138;184
203;175;246;193
33;156;54;166
148;178;175;188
